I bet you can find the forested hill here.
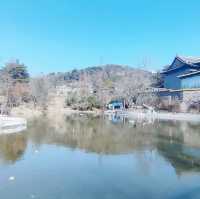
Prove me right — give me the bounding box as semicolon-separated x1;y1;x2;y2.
0;61;156;112
47;64;153;86
43;64;154;107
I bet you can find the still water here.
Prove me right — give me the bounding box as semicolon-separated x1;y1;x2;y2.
0;115;200;199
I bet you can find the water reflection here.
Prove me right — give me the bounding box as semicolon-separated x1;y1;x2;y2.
0;133;27;164
27;116;155;154
0;115;200;176
157;141;200;175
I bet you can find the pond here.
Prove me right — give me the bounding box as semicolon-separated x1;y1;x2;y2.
0;115;200;199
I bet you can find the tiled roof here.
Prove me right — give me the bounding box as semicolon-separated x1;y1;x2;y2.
162;55;200;73
177;56;200;64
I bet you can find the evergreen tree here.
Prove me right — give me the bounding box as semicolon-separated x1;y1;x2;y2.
4;59;29;83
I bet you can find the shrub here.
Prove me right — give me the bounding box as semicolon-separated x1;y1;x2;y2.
87;96;101;109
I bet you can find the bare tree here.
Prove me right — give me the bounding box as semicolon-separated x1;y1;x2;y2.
30;76;50;109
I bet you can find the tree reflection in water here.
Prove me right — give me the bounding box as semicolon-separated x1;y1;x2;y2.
0;114;200;175
0;133;27;164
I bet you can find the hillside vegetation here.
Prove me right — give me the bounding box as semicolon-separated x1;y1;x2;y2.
0;60;156;113
45;64;154;109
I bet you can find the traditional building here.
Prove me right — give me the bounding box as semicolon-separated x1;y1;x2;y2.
162;56;200;90
179;71;200;89
157;56;200;104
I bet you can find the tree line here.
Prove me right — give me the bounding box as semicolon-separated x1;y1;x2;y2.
0;60;162;114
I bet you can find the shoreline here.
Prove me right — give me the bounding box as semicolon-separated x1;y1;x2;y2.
9;105;200;123
104;110;200;123
10;106;102;121
1;107;199;135
127;111;200;122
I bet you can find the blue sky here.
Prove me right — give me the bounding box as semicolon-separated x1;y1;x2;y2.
0;0;200;75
